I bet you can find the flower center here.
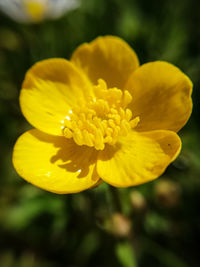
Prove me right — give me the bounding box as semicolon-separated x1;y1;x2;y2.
61;79;139;150
23;0;46;22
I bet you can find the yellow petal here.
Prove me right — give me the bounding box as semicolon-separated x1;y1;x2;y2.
13;129;99;194
97;130;181;187
71;35;139;89
20;58;93;135
125;61;192;132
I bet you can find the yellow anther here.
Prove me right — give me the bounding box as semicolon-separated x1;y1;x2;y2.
104;136;113;144
64;119;72;129
122;90;132;107
77;120;83;128
63;128;73;138
89;133;95;146
97;79;107;90
93;117;104;133
125;109;132;121
119;107;125;118
62;79;139;150
113;126;120;139
114;114;121;125
71;121;78;129
110;108;118;114
88;122;97;133
83;130;94;147
108;119;115;129
97;99;107;114
94;129;104;150
73;129;83;146
85;120;92;131
107;88;123;103
130;116;140;128
121;119;131;135
104;101;110;113
102;120;108;130
106;127;113;136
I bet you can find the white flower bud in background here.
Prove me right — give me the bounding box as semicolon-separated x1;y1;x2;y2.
110;213;132;238
130;190;147;212
0;0;79;23
154;179;181;208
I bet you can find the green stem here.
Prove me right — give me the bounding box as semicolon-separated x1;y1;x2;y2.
108;186;138;267
108;186;123;213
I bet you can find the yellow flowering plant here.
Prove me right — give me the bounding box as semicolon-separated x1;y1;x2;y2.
12;36;193;194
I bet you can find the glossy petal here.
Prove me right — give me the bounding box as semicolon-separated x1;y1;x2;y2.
71;35;139;89
13;129;99;194
97;130;181;187
125;61;193;132
20;58;93;135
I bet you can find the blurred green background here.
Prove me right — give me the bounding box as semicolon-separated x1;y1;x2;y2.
0;0;200;266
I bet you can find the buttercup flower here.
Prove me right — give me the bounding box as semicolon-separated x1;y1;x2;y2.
0;0;79;23
12;36;192;194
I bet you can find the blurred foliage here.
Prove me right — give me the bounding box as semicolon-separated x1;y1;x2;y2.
0;0;200;266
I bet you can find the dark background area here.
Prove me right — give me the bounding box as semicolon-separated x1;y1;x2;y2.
0;0;200;266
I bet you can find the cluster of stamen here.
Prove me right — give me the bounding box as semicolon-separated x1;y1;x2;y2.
61;79;139;150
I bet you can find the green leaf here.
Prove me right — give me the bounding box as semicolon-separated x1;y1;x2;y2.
116;241;137;267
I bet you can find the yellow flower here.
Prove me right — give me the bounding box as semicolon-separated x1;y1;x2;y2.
12;36;193;194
